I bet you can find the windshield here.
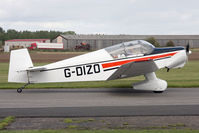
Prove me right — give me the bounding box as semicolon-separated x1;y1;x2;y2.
105;40;155;59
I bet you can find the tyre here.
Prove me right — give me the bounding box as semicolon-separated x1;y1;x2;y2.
17;88;22;93
153;91;164;93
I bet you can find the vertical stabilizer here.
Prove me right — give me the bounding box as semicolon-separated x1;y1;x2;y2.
8;49;33;83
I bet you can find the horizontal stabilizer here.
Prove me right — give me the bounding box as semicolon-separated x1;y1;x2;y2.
27;66;47;72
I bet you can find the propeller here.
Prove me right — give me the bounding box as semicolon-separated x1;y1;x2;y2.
186;43;189;53
186;43;192;55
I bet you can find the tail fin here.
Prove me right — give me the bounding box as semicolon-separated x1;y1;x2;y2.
8;49;33;83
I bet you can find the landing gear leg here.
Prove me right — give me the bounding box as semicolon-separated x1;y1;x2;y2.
133;72;167;92
17;83;30;93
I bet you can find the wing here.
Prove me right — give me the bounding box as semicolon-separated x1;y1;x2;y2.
107;60;159;80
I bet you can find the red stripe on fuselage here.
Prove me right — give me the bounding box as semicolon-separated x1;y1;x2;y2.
102;52;178;69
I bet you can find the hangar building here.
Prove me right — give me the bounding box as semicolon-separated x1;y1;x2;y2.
53;34;199;50
4;39;50;51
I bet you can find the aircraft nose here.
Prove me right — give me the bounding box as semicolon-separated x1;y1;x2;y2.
167;50;187;69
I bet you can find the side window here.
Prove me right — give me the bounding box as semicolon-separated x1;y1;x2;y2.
124;43;143;57
106;44;126;59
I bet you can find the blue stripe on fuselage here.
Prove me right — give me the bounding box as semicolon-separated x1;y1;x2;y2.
150;46;184;55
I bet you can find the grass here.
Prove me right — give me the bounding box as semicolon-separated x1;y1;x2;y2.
64;118;96;129
190;48;199;52
168;123;186;128
0;61;199;89
122;122;129;126
87;118;95;122
64;119;73;124
0;129;199;133
67;125;78;129
0;116;15;130
64;118;95;124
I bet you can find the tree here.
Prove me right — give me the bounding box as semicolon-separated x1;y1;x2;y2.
7;29;18;39
166;40;175;47
0;27;5;48
64;31;76;35
0;27;76;48
145;37;160;47
0;27;4;33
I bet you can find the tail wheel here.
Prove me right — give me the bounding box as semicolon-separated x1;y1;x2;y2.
17;88;23;93
153;91;164;93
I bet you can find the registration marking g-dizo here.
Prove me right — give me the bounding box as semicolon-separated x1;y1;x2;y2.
64;64;101;78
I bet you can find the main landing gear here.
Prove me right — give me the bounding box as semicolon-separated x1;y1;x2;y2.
133;72;167;93
17;83;30;93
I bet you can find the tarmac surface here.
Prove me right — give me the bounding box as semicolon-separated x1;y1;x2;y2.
0;88;199;117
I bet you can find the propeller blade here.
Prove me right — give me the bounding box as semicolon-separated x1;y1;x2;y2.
186;43;190;53
185;43;191;63
186;43;192;55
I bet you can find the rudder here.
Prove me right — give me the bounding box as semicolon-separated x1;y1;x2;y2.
8;49;33;83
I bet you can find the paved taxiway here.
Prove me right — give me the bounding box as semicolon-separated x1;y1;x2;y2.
0;88;199;117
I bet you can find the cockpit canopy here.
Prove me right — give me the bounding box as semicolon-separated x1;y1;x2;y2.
105;40;155;59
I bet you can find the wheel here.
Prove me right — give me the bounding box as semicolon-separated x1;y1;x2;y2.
17;88;22;93
153;91;164;93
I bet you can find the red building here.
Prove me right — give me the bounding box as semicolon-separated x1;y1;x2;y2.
4;39;50;52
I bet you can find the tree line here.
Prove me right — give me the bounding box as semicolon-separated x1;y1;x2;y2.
0;26;175;48
0;27;75;47
145;37;174;47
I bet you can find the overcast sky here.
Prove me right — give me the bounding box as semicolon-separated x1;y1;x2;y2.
0;0;199;34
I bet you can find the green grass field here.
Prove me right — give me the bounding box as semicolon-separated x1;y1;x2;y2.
0;61;199;89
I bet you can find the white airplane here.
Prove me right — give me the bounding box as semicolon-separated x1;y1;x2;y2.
8;40;191;93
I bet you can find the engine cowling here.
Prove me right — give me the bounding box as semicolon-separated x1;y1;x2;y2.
167;50;187;69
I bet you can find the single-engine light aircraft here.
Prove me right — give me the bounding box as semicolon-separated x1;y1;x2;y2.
8;40;191;93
